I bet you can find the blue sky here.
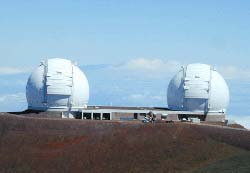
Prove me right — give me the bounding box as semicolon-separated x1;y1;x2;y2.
0;1;250;127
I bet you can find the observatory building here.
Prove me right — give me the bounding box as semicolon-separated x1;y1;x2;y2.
26;58;89;111
25;58;172;120
25;59;229;122
167;63;229;121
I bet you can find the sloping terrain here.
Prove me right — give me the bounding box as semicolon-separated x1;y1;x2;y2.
0;113;250;173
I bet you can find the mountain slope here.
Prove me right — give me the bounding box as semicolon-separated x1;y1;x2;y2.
0;113;250;173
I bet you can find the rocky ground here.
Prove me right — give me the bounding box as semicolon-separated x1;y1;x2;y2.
0;113;250;173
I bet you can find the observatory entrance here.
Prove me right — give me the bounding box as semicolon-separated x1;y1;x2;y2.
83;113;92;119
134;113;138;120
74;112;82;119
103;113;111;120
183;64;211;112
81;112;111;120
44;59;74;108
93;113;101;120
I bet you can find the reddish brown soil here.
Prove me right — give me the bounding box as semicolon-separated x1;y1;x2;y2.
0;113;250;173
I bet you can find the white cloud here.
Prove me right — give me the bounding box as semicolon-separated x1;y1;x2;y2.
227;115;250;129
0;67;30;75
151;95;165;101
115;58;250;80
0;93;27;112
125;93;166;103
216;65;250;80
81;58;250;80
126;94;146;100
112;58;250;80
0;79;27;87
0;93;26;103
113;58;182;79
119;58;180;72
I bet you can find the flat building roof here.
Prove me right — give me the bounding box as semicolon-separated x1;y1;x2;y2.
84;106;224;115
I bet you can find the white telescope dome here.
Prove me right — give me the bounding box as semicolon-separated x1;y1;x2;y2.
167;63;229;113
26;58;89;111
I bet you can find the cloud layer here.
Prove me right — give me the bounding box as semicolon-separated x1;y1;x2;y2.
217;65;250;80
118;58;250;80
227;115;250;129
118;58;181;73
0;67;31;75
83;58;250;81
0;93;27;112
112;58;181;79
